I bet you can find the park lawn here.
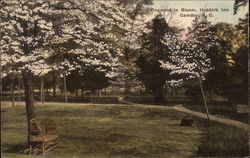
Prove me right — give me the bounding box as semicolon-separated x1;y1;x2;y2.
1;102;204;158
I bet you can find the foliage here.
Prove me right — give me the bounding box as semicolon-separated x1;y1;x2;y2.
54;67;111;93
204;23;235;95
0;0;139;79
0;0;56;76
160;14;215;110
229;45;248;103
160;14;215;86
76;68;110;92
204;14;248;104
184;84;202;103
234;0;248;14
197;123;249;157
136;14;176;104
160;14;215;123
228;14;248;104
117;0;153;19
0;0;146;145
1;75;20;91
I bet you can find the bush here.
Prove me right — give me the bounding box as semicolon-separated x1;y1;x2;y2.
166;96;191;104
91;96;119;104
185;85;202;103
197;124;249;157
124;95;155;104
33;96;119;104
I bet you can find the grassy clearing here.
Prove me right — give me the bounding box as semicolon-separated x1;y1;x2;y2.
2;103;203;158
1;102;248;158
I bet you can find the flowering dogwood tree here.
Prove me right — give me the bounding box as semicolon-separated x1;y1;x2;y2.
160;15;215;123
115;18;150;93
0;0;137;145
0;1;59;131
46;0;142;101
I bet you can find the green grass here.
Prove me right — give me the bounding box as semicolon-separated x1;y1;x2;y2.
1;102;249;158
2;103;203;158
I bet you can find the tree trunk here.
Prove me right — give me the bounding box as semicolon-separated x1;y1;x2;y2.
163;83;167;101
11;75;15;107
46;89;49;97
75;89;78;97
64;72;67;103
52;69;56;98
23;72;35;146
171;87;175;98
152;85;166;104
81;88;84;98
104;88;107;95
124;86;130;95
0;73;2;106
98;90;102;97
40;76;44;104
124;79;131;94
199;78;210;126
18;76;21;101
140;88;143;95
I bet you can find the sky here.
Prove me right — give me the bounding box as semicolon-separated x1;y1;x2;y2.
146;0;248;28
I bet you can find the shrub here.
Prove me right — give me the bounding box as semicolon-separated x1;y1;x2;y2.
91;96;119;104
185;85;202;104
197;124;249;157
125;95;155;104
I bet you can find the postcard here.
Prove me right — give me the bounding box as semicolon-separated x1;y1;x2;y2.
1;0;249;157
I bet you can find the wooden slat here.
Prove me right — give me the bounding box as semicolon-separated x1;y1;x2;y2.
44;145;57;152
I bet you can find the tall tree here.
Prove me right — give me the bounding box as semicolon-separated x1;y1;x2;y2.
0;0;55;135
205;14;248;104
136;14;176;104
160;15;215;124
229;13;248;104
117;18;149;94
204;23;236;96
0;0;135;146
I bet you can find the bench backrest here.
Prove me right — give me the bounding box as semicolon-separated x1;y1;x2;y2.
29;119;43;136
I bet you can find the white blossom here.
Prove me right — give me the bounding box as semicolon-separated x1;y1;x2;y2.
1;0;133;79
160;15;215;87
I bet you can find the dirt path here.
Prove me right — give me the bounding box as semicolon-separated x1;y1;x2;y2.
117;97;250;131
171;105;249;131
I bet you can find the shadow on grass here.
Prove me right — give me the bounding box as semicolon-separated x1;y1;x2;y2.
4;144;27;154
1;109;8;113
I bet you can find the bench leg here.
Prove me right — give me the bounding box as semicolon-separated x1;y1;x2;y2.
42;142;45;157
29;144;32;155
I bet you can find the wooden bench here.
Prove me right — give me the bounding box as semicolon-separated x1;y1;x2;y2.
29;119;59;155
